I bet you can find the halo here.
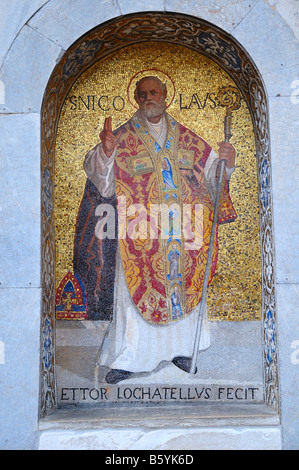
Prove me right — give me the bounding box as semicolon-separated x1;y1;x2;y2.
127;68;176;110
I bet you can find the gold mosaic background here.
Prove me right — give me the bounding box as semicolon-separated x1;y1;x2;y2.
55;42;261;321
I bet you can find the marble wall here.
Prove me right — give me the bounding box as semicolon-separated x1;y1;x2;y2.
0;0;298;450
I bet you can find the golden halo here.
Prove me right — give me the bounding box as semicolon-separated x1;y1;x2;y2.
127;69;176;110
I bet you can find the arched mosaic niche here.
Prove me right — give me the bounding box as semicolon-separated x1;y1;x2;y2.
40;12;278;418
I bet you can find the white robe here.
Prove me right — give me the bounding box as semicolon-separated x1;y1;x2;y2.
84;112;234;373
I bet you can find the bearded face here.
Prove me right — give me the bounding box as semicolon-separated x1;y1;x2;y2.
139;97;166;119
135;78;167;120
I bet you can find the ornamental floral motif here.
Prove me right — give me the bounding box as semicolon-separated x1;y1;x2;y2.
41;13;278;416
42;236;55;301
42;317;53;370
62;39;101;78
42;92;57;149
197;31;241;70
263;225;274;294
264;310;276;365
41;168;53;219
260;159;270;209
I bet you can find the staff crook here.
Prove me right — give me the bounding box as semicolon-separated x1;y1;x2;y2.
190;86;241;375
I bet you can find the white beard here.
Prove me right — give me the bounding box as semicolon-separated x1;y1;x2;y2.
139;99;166;119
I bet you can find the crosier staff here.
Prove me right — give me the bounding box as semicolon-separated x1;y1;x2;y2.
190;86;241;375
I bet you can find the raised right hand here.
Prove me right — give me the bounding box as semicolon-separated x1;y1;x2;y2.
99;116;121;158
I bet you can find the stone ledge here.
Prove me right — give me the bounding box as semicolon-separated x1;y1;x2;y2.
40;403;280;430
39;404;281;449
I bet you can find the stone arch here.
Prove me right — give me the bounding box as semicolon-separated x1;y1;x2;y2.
40;11;278;418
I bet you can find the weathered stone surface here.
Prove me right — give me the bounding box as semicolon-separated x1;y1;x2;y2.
0;0;297;451
233;0;299;74
276;283;299;450
28;0;121;50
0;113;41;287
118;0;164;15
165;0;260;33
39;421;281;450
269;97;299;283
0;25;61;113
0;0;48;67
0;288;41;449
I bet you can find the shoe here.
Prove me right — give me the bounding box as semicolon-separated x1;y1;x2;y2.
172;356;197;374
105;369;133;384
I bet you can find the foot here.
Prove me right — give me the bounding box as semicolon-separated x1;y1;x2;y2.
172;356;197;374
105;368;133;384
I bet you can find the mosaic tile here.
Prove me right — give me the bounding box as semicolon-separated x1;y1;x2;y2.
54;43;262;322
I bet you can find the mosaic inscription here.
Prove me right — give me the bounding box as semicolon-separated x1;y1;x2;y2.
41;13;278;416
55;43;261;323
52;42;263;402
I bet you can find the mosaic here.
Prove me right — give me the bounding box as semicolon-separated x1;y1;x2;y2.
40;12;278;417
54;42;261;323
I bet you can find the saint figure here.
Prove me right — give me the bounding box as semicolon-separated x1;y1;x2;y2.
169;243;180;280
171;286;183;320
74;76;237;383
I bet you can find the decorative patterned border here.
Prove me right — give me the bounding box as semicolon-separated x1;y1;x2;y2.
40;12;279;417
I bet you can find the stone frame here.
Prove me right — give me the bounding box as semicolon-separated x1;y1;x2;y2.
40;11;278;418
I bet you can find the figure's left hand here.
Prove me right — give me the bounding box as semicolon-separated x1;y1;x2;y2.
217;142;236;169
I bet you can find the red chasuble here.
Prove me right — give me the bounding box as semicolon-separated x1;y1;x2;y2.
112;112;237;325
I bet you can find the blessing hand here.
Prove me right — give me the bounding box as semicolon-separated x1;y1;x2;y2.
100;117;122;158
